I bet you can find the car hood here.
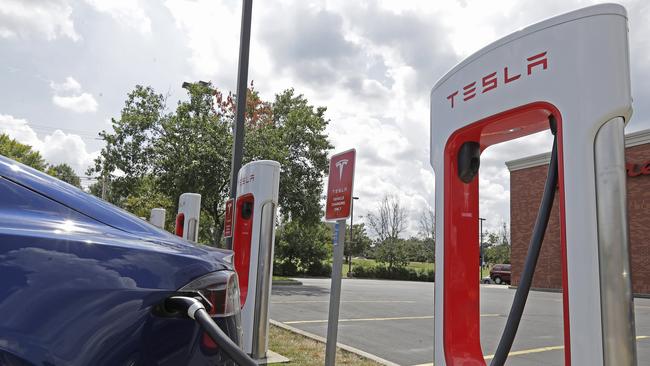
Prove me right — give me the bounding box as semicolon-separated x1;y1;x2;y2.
0;155;232;269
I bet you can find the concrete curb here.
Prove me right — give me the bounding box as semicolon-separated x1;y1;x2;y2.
269;319;400;366
272;280;303;286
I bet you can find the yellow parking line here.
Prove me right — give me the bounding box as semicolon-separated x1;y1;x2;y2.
272;300;417;304
483;345;564;360
283;314;499;325
412;335;650;366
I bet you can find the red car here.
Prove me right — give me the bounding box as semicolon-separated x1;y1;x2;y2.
490;264;511;284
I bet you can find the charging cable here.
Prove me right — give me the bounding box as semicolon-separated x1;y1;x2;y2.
166;296;257;366
490;116;559;366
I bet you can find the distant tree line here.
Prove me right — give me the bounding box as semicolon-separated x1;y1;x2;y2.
482;221;511;264
0;133;82;188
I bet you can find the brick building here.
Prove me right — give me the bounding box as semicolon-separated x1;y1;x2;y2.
506;129;650;294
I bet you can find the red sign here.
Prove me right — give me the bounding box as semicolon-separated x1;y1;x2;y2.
223;199;234;238
325;149;356;220
627;161;650;177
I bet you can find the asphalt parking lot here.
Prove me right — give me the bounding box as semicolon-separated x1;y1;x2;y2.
270;278;650;365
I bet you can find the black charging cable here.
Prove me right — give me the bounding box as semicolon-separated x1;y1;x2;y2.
490;116;559;366
166;296;257;366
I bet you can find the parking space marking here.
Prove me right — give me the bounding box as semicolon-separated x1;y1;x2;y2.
411;335;650;366
283;314;499;325
272;300;417;304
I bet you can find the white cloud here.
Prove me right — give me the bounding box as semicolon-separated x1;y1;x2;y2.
0;0;80;41
0;114;98;174
84;0;152;34
164;0;242;81
50;76;82;93
52;93;98;113
50;77;98;113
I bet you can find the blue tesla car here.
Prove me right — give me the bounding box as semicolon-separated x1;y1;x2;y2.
0;155;243;365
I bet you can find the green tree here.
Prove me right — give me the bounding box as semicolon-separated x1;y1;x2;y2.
154;82;233;244
368;195;409;269
47;163;81;188
88;85;165;206
275;220;331;275
89;83;332;247
375;239;409;270
0;134;46;170
345;223;372;263
484;244;510;264
121;176;174;227
268;89;331;224
403;236;434;263
417;208;435;263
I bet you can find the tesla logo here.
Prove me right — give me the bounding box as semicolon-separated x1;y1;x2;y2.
335;159;348;180
239;173;255;185
447;51;548;109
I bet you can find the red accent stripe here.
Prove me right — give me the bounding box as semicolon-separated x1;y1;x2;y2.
441;102;568;365
175;213;184;237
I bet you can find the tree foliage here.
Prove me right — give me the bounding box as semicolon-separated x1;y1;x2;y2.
89;83;332;247
367;194;408;242
47;163;81;188
402;236;434;263
274;221;332;275
344;223;372;261
417;208;435;263
0;134;46;171
482;221;511;264
368;195;409;269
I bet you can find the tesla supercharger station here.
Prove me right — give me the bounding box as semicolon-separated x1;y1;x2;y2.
149;208;166;229
431;4;636;366
176;193;201;242
232;160;280;359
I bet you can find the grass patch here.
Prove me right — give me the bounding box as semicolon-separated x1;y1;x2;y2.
273;276;302;285
273;276;293;281
269;324;381;365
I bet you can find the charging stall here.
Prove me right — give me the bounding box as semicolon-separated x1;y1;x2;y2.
430;4;636;365
149;208;166;229
232;160;281;359
176;193;201;242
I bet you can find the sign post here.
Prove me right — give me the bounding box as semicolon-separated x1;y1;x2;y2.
324;149;356;366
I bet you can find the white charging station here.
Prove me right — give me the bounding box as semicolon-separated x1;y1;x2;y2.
176;193;201;243
232;160;280;359
431;4;635;365
149;208;166;229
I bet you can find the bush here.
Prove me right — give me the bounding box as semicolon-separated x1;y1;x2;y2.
305;261;332;277
273;260;332;278
274;260;299;277
352;264;434;282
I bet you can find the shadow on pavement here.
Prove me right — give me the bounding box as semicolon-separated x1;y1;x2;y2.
272;284;330;297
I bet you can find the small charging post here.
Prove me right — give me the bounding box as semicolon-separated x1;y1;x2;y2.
324;149;356;366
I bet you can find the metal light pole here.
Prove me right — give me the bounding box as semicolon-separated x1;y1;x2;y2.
225;0;253;250
479;217;486;278
348;196;359;276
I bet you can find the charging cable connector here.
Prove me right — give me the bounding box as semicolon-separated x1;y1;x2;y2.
166;296;257;366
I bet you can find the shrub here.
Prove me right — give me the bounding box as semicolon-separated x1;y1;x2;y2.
274;260;299;277
352;264;434;282
305;261;332;277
